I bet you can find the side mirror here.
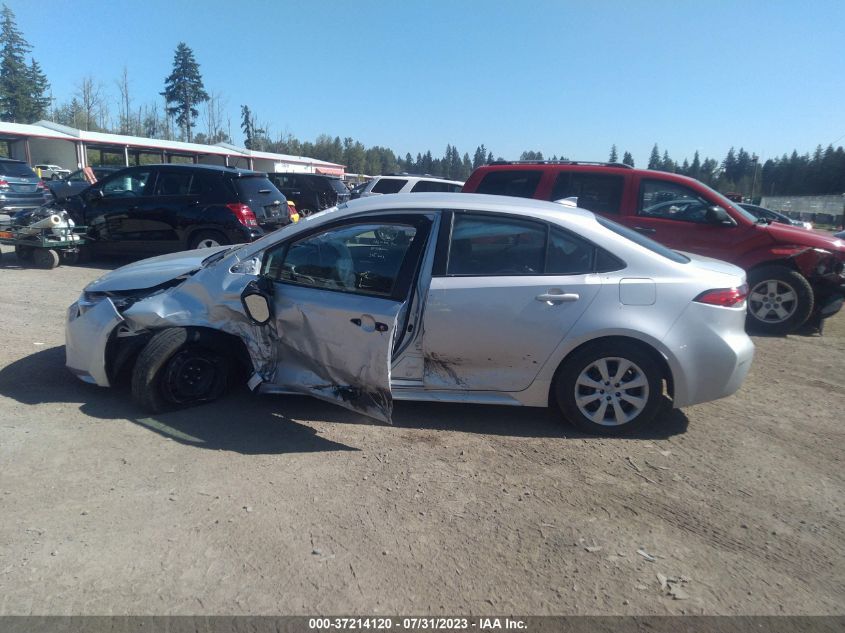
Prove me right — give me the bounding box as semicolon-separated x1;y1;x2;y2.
705;206;735;226
240;278;273;325
86;187;103;202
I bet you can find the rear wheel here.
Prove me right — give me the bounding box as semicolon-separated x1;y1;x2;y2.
298;207;314;217
746;265;813;335
555;341;663;436
131;328;229;413
189;230;229;250
14;244;34;261
32;248;60;269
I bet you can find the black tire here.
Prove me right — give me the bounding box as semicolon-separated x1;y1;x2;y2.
32;248;60;269
554;340;663;436
189;230;230;250
746;265;813;335
62;250;80;265
131;328;229;413
14;244;34;261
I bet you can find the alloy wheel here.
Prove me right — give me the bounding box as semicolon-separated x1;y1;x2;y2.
749;279;798;324
574;357;649;426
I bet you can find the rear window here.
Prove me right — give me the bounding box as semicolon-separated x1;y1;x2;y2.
372;178;407;194
596;215;689;263
411;180;462;193
474;170;541;198
0;161;37;178
233;176;286;203
326;178;349;194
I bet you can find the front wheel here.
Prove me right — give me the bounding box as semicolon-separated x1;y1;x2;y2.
555;341;663;436
131;328;229;413
746;265;813;335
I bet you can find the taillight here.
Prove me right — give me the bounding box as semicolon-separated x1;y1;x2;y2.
226;203;258;227
36;180;47;190
0;179;8;189
694;284;749;307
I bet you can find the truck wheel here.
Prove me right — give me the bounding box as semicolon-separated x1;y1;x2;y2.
32;248;60;269
131;328;229;413
746;265;813;335
14;244;34;261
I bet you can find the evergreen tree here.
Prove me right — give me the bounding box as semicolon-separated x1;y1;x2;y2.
608;144;618;163
240;105;254;149
622;151;634;167
690;150;701;179
0;4;49;122
162;42;209;142
661;150;675;172
648;144;660;169
473;144;487;169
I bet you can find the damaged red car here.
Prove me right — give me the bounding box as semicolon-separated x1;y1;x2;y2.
463;162;845;334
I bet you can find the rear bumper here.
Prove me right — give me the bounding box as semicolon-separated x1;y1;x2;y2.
662;302;755;408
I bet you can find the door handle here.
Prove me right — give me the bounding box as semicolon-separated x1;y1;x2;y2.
350;317;389;332
535;292;580;304
634;226;656;234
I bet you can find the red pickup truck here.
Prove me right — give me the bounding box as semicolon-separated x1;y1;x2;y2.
462;161;845;334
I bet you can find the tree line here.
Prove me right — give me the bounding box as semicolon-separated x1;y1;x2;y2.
1;3;842;198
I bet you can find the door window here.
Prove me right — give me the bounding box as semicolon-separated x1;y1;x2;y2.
447;214;546;276
101;170;151;198
474;170;541;198
550;173;623;214
153;171;192;196
410;180;462;193
264;222;420;297
638;179;715;224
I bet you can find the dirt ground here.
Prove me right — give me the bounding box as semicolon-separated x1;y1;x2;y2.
0;246;842;616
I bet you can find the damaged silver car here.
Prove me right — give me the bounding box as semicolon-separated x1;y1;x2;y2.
66;193;754;435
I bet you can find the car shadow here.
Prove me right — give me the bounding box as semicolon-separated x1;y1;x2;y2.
0;347;689;454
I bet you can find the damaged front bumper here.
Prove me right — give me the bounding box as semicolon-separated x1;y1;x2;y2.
65;296;124;387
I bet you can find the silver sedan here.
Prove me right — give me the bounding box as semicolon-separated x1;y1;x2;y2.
66;193;754;436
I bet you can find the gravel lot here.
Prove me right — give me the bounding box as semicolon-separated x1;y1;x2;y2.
0;247;842;615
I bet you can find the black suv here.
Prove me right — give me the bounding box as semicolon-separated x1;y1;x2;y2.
0;158;51;214
267;172;350;216
61;164;292;254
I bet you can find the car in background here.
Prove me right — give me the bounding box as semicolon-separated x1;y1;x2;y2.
59;164;294;255
739;203;812;230
34;163;71;180
462;161;845;334
47;166;120;201
266;172;350;217
65;193;753;436
350;174;463;198
0;158;51;215
834;229;845;240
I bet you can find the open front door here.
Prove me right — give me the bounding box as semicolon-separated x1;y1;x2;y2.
253;214;432;422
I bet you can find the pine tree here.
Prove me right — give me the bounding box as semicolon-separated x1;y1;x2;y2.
648;144;660;169
473;144;487;169
240;105;254;149
608;144;618;163
622;151;634;167
162;42;209;142
690;150;701;179
0;4;49;122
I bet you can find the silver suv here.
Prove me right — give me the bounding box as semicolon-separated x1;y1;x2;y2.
351;174;463;198
0;158;51;214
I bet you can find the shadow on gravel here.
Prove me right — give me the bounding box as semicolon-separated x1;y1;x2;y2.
0;346;356;455
0;347;689;453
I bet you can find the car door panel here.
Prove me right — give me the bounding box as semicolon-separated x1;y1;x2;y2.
261;214;433;421
422;274;601;391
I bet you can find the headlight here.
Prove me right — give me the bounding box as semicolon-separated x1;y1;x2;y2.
77;291;106;315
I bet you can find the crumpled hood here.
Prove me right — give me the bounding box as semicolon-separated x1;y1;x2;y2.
85;246;231;293
764;221;845;252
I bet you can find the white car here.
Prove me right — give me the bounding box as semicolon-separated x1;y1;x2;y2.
33;164;71;180
65;193;754;436
352;174;464;198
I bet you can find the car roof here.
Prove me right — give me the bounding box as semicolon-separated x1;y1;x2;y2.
338;192;596;223
113;163;264;177
374;175;465;185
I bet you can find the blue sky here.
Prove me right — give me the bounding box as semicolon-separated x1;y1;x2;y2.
7;0;845;166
